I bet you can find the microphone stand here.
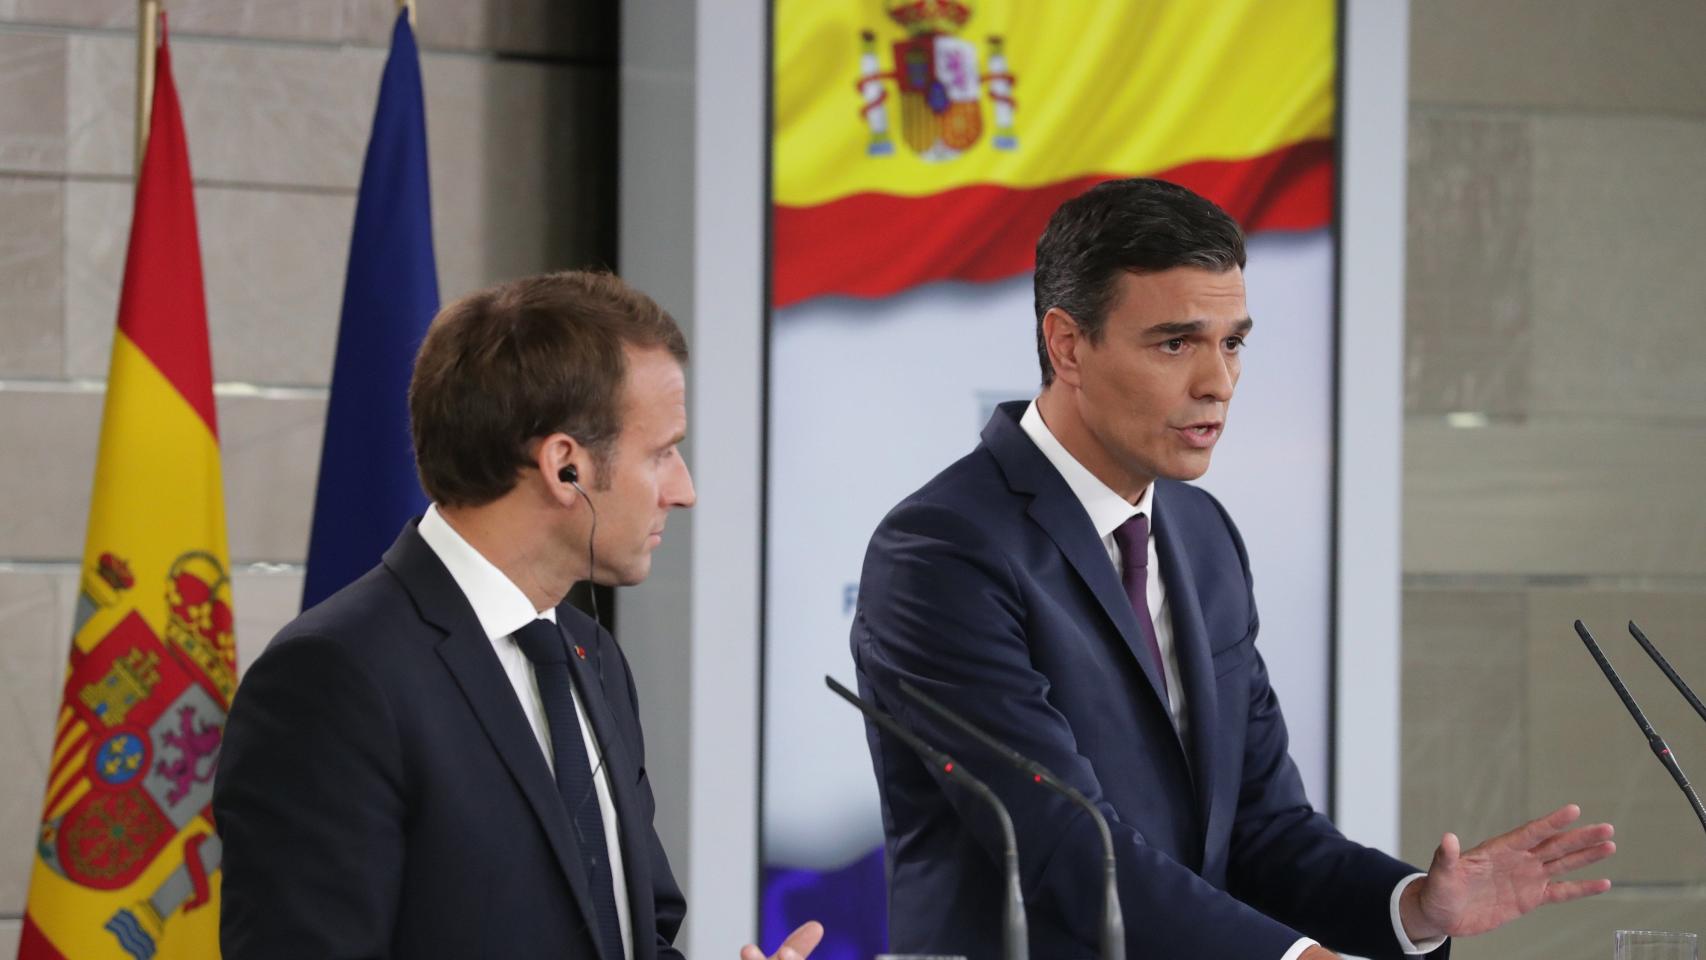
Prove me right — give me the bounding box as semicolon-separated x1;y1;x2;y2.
1574;620;1706;837
899;678;1123;960
824;676;1028;960
1627;620;1706;726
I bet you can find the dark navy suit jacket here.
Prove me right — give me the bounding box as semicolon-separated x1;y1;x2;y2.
214;521;685;960
853;402;1438;960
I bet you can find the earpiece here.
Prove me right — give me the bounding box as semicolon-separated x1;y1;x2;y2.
556;460;601;627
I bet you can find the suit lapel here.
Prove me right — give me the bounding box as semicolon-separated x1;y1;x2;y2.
383;524;608;957
985;403;1173;714
559;613;658;960
1152;489;1219;843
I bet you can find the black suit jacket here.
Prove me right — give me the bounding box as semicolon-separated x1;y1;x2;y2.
214;521;685;960
852;402;1439;959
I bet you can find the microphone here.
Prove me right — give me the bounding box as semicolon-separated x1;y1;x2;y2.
1573;620;1706;837
1627;620;1706;727
899;678;1123;960
824;676;1027;960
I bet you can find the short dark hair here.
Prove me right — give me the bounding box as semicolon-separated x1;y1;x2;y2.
1032;178;1246;385
408;270;688;508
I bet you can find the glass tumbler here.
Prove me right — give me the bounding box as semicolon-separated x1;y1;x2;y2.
1615;930;1698;960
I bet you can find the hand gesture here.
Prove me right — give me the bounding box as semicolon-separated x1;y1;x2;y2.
739;921;825;960
1400;804;1615;941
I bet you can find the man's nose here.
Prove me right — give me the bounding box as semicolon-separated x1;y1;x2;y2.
668;458;697;509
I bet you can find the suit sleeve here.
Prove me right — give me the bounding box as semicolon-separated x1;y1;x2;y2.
1210;499;1447;959
213;634;406;960
854;500;1304;960
608;626;688;960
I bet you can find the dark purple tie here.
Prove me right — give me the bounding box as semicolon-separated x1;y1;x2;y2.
1112;513;1169;706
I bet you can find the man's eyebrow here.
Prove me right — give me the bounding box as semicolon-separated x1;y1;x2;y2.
1145;320;1206;337
1143;318;1255;337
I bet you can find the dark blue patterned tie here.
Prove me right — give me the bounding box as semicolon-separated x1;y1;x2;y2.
513;618;625;960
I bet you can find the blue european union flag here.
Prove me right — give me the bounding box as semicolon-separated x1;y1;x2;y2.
303;10;438;610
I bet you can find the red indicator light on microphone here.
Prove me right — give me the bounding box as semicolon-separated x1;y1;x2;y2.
1034;774;1042;783
943;762;954;773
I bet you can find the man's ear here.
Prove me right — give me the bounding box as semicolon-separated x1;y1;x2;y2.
532;433;584;504
1043;307;1086;387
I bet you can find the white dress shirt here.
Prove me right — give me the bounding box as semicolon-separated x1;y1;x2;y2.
1019;401;1439;959
418;505;634;960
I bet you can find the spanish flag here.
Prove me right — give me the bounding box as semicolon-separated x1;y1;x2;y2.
19;22;232;960
773;0;1335;307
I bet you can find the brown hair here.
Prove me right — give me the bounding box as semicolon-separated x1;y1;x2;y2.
408;270;688;507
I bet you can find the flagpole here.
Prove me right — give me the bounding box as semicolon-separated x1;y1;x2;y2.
134;0;161;176
398;0;416;29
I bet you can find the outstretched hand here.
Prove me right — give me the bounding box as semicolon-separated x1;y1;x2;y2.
739;921;825;960
1400;804;1615;942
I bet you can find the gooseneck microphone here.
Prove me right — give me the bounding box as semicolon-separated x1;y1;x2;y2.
899;678;1124;960
1627;620;1706;727
1574;620;1706;837
824;676;1028;960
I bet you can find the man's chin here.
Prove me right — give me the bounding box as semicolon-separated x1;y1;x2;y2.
1159;454;1214;483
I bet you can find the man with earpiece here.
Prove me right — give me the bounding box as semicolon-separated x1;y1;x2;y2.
214;271;822;960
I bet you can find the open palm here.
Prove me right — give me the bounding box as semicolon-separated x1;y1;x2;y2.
1406;804;1615;940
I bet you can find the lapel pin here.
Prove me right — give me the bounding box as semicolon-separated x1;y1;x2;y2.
574;645;587;660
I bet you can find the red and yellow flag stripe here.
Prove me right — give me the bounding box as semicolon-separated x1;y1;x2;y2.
772;0;1336;307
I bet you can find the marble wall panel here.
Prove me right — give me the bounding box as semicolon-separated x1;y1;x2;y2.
1399;588;1528;868
0;388;323;564
64;179;354;386
422;54;616;299
67;33;382;188
1404;420;1706;578
344;0;616;60
0;920;16;956
1527;588;1706;884
0;569;75;915
0;390;100;562
0;177;63;377
0;31;66;174
1452;889;1706;960
8;1;615;58
1527;115;1706;421
1411;0;1706;118
217;393;325;565
1405;112;1533;417
6;0;346;44
231;568;304;673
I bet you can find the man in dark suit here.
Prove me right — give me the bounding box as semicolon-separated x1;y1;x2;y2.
215;272;820;960
851;180;1615;959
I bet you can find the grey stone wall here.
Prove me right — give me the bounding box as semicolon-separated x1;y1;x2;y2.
1402;2;1706;955
0;1;615;949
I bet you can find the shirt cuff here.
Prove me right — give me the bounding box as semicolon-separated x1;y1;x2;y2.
1279;938;1319;960
1391;872;1447;954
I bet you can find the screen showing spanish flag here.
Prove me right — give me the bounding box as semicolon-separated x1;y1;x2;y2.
760;3;1338;957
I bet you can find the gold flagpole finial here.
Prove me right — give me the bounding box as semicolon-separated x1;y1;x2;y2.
398;0;416;29
134;0;162;177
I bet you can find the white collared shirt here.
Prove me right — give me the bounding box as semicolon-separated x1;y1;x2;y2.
1017;400;1438;960
417;504;633;960
1019;400;1186;735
